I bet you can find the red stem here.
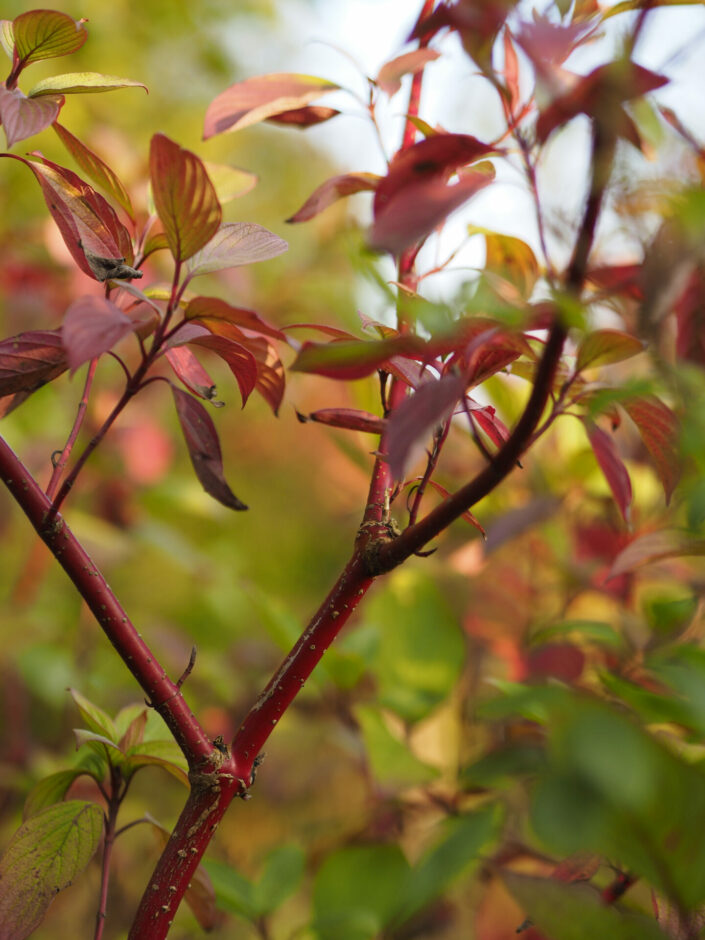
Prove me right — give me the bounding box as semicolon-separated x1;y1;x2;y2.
94;768;121;940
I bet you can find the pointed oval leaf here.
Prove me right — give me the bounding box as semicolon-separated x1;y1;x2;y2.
188;333;258;407
185;222;287;280
204;72;339;138
53;122;134;221
69;689;117;740
62;295;136;373
0;86;63;147
185;294;286;341
301;407;387;435
290;335;425;379
203;161;257;203
23;770;91;821
266;105;339;127
150;133;221;262
483;229;539;297
125;740;190;787
386;374;466;480
0;153;133;278
584;419;632;522
375;48;441;96
165;346;222;406
12;10;87;66
622;395;679;503
28;71;147;97
171;386;247;510
286;172;380;223
609;530;705;579
576;329;646;372
0;329;67;398
0;800;102;940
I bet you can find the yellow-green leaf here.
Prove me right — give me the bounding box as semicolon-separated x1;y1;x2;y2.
12;10;87;66
28;72;147;97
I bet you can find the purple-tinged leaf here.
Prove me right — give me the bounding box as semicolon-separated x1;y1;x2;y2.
266;105;340;127
287;172;380;223
386;374;466;480
165;346;223;406
583;419;632;522
204;72;339;138
608;529;705;580
466;401;510;449
0;153;133;278
150;133;221;262
62;296;136;373
370;166;494;255
622;395;679;503
53;122;134;221
187;334;258;407
297;407;386;435
375;48;441;97
185;222;287;281
0;800;102;940
0;329;67;400
12;10;87;67
0;86;63;147
575;329;646;372
185;295;286;341
27;72;147;97
171;386;247;510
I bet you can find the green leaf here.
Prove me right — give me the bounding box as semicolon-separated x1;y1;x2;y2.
73;729;123;760
355;705;437;788
312;844;411;940
205;859;259;920
204;72;339;138
461;744;546;788
125;739;190;786
150;133;221;262
504;872;669;940
0;20;14;58
575;329;646;372
0;800;103;940
12;10;87;66
252;845;305;916
530;619;624;650
23;770;91;820
53;122;134;221
28;72;147;97
69;688;117;742
397;806;502;923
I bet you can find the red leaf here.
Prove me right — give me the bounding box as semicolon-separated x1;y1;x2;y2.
12;9;87;66
187;334;258;407
622;395;680;503
238;334;285;415
287;172;380;224
467;401;510;448
515;18;598;68
149;133;221;262
587;264;644;300
608;530;705;580
62;296;136;372
266;105;339;127
575;329;646;372
53;122;134;222
185;295;286;342
370;166;494;256
527;643;585;682
386;374;466;480
0;153;133;279
674;267;705;366
502;29;521;117
290;335;425;379
298;408;386;435
424;478;486;534
204;73;339;138
165;346;222;406
171;386;247;510
375;48;441;97
0;86;63;147
536;63;668;144
583;419;632;523
0;329;67;398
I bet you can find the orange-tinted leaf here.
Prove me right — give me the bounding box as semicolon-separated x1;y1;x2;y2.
424;478;486;534
0;86;63;146
622;395;679;503
149;133;221;262
171;386;247;510
503;28;521;116
298;407;386;434
287;172;380;223
1;153;133;279
165;346;222;406
375;48;441;97
204;73;339;138
575;329;646;372
239;334;285;415
185;222;287;281
12;9;87;67
386;374;466;480
62;296;137;373
185;295;286;341
266;105;339;127
608;529;705;579
479;228;539;297
188;333;258;407
53;122;134;221
583;419;632;522
0;329;67;398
